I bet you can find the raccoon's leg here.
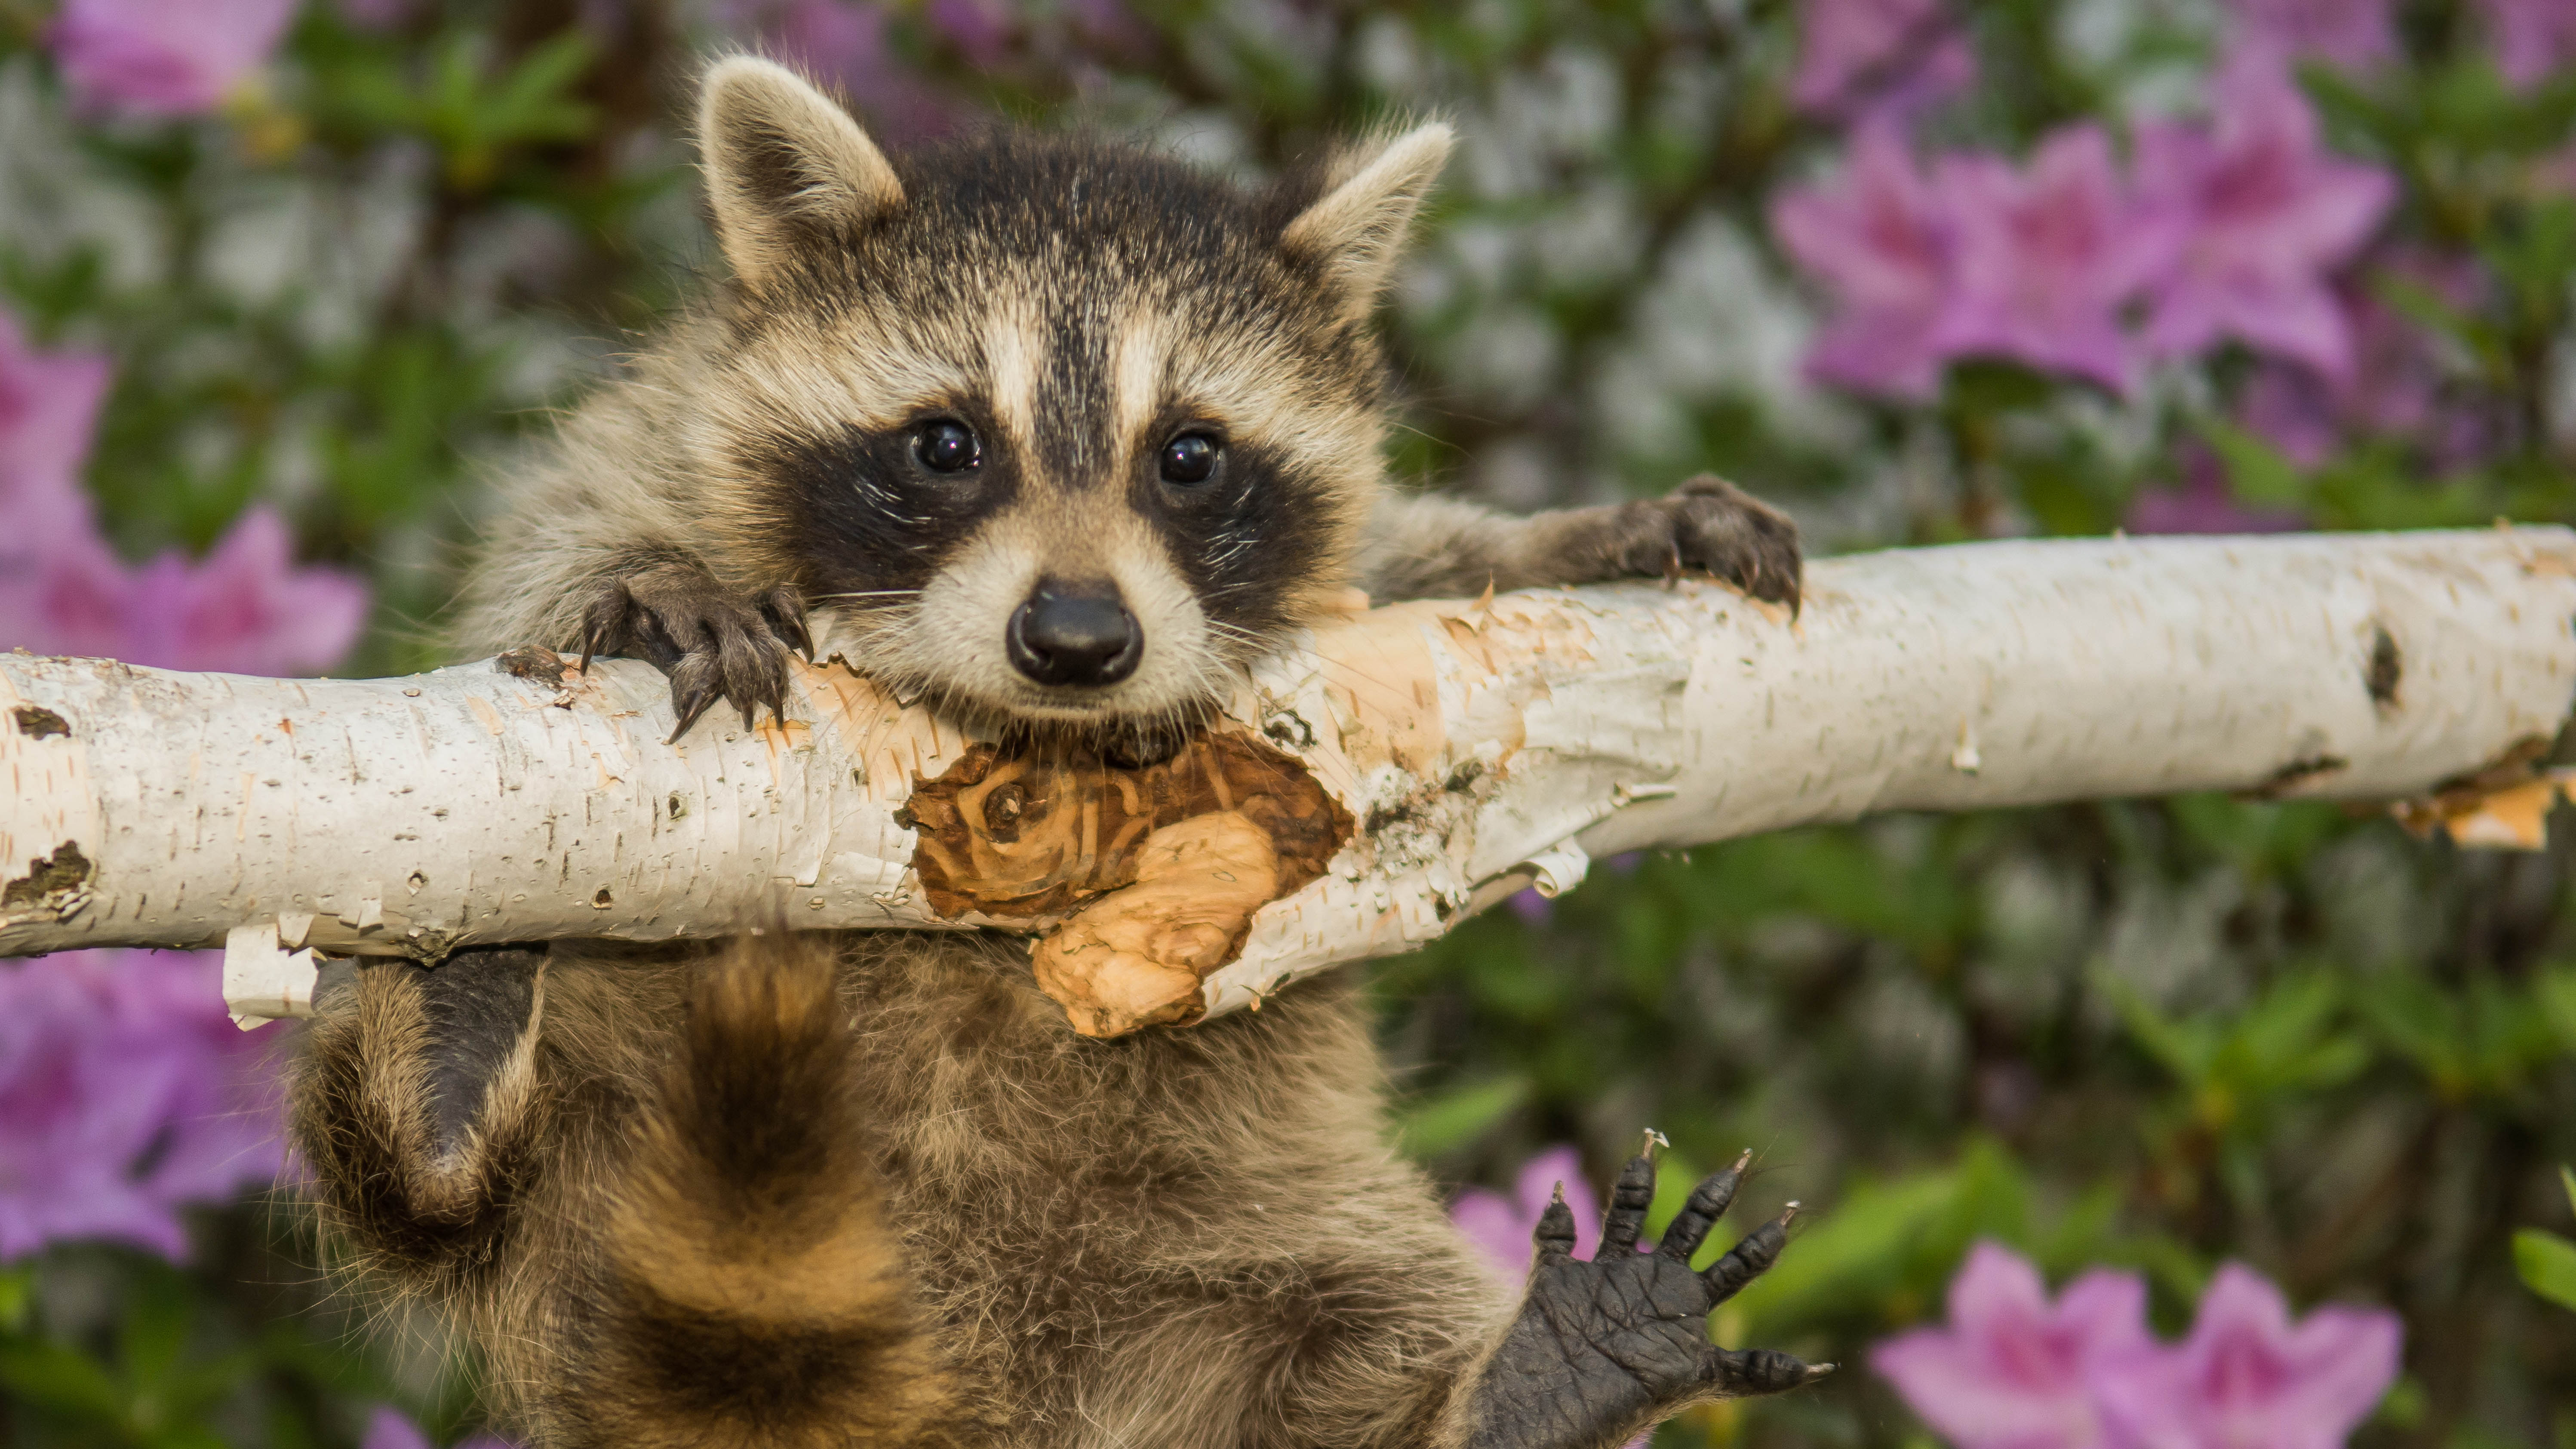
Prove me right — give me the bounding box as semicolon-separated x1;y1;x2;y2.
563;935;957;1449
292;947;549;1295
1356;476;1801;610
1441;1151;1830;1449
574;545;812;739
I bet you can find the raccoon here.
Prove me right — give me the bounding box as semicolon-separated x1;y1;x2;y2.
291;57;1820;1449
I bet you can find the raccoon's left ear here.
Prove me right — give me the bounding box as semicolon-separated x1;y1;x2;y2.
1279;122;1454;326
698;56;905;290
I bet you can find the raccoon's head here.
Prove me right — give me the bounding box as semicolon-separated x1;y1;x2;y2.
684;58;1449;751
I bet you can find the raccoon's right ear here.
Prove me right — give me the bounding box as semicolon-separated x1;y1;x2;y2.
698;56;904;289
1279;122;1454;327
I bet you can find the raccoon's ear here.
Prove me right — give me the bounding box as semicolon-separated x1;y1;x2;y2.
698;56;904;289
1279;122;1453;326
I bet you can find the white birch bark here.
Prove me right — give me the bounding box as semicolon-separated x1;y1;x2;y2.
5;530;2572;1036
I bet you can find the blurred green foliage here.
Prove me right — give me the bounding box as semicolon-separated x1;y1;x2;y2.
3;0;2575;1445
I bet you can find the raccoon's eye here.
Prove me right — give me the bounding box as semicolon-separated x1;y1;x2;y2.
1159;432;1221;486
913;419;981;474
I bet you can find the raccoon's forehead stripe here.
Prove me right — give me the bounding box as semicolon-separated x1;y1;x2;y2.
1110;314;1167;461
982;309;1041;456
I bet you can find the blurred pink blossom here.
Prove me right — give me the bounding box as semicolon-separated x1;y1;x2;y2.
0;305;370;674
47;0;298;116
1875;1247;2401;1449
1771;125;1958;399
2134;54;2397;379
0;312;111;540
2094;1264;2401;1449
1927;127;2165;394
2235;249;2494;469
0;952;285;1261
1451;1145;1607;1287
25;509;372;675
2227;0;2397;71
1872;1243;2154;1449
1791;0;1977;126
2477;0;2576;89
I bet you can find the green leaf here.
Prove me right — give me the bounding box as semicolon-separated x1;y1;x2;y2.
1393;1076;1529;1160
0;1337;128;1423
2512;1228;2576;1311
2197;418;2308;508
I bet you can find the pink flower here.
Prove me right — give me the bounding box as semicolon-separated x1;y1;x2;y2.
1872;1243;2155;1449
13;508;370;675
1927;126;2167;394
2234;249;2496;470
2093;1264;2401;1449
47;0;298;117
2134;54;2397;378
0;305;371;675
2477;0;2576;89
2228;0;2398;71
1771;125;1959;399
1791;0;1977;126
0;311;111;542
0;952;286;1262
1451;1145;1609;1287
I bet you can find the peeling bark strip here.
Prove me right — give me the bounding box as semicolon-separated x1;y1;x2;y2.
5;530;2576;1038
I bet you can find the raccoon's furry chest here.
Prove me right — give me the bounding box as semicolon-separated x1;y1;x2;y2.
567;930;1503;1441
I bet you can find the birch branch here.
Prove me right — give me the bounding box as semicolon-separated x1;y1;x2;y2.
5;530;2573;1037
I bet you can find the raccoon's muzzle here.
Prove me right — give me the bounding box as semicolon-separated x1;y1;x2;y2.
1007;577;1141;687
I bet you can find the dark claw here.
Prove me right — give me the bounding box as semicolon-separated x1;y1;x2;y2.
1600;1154;1656;1254
571;558;803;741
667;650;724;744
761;585;814;659
1711;1347;1829;1394
1703;1211;1791;1304
579;579;633;674
1533;1189;1577;1260
1656;1149;1751;1262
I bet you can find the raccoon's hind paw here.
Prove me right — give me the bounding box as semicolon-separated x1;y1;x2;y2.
1583;476;1802;613
576;565;810;741
1458;1147;1829;1449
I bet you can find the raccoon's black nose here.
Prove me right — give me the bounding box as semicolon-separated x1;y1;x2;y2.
1008;580;1141;687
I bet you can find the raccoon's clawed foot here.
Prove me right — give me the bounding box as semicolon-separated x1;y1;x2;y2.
577;568;812;741
1581;475;1802;612
1459;1148;1829;1449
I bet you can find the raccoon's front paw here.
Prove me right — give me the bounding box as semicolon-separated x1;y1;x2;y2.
577;564;812;741
1459;1147;1829;1449
1577;475;1802;611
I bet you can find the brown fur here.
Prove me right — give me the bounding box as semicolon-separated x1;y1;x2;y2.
299;56;1804;1449
298;935;1507;1448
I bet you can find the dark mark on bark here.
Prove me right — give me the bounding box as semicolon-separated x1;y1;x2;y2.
11;706;68;739
2366;627;2401;710
4;841;93;909
2241;754;2349;800
495;645;569;688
